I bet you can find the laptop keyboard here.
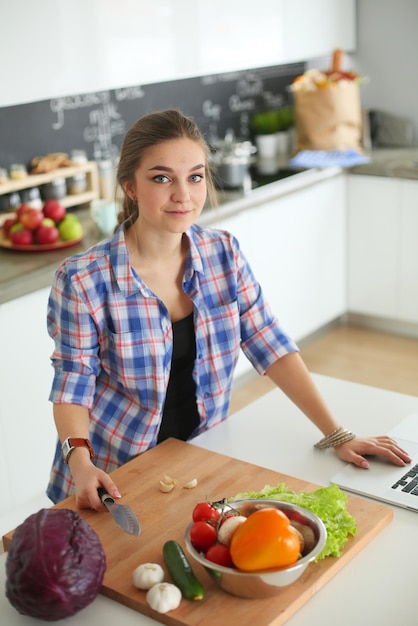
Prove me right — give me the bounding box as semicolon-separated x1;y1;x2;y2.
391;463;418;495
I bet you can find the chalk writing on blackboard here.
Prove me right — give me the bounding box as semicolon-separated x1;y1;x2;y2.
49;86;146;161
50;92;112;130
114;85;145;101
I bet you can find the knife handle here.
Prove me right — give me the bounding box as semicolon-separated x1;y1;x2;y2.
98;487;114;504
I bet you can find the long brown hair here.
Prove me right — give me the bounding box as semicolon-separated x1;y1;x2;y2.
116;109;217;228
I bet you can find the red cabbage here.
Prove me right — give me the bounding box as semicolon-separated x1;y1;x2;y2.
6;508;106;621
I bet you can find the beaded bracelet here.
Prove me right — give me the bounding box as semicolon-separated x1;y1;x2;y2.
314;426;356;450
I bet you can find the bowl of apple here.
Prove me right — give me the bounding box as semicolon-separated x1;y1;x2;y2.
0;200;83;252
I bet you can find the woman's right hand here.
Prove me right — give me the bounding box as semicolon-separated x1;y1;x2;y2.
68;451;121;510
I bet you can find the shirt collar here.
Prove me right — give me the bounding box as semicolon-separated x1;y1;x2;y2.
184;226;204;280
108;224;205;298
109;226;143;298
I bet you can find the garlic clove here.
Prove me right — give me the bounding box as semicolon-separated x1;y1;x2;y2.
159;480;175;493
182;478;198;489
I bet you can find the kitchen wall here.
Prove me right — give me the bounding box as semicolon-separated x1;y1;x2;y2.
353;0;418;145
0;0;357;169
310;0;418;145
4;0;417;163
0;63;303;169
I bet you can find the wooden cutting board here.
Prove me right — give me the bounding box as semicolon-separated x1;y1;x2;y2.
3;439;393;625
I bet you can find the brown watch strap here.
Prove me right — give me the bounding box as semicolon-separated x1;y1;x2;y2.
63;437;95;464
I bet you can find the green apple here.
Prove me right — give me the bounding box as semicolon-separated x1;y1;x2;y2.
41;217;56;227
9;222;24;234
62;212;79;222
58;216;83;241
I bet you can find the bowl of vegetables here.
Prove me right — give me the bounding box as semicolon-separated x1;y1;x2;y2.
184;498;327;599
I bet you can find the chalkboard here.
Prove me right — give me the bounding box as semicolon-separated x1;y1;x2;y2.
0;62;304;170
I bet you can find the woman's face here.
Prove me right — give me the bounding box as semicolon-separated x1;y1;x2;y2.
126;137;208;234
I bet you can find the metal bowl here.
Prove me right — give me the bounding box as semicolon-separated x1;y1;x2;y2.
184;498;327;599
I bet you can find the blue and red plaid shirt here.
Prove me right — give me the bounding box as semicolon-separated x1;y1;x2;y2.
46;223;298;502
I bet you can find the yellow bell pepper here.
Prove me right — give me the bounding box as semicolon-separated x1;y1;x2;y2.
230;508;300;571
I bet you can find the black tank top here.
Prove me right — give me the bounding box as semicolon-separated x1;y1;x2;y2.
157;312;200;443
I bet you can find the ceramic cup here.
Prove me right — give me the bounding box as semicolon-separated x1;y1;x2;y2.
255;134;277;159
90;199;118;236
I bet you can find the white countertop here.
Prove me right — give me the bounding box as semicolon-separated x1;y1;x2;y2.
199;165;342;227
2;374;418;625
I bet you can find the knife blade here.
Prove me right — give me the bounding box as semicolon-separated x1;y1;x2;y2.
97;487;140;536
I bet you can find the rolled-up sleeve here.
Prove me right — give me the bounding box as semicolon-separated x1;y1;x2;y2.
47;265;99;407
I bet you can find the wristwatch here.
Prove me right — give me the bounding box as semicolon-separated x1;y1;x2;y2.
62;437;95;464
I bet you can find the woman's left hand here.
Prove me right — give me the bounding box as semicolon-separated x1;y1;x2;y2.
334;436;412;469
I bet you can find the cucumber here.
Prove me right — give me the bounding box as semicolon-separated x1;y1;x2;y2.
163;540;205;601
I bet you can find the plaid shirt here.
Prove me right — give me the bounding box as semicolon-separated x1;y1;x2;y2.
47;223;298;502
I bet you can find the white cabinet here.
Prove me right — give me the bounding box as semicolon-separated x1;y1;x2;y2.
246;175;347;341
348;176;398;318
1;0;356;107
399;182;418;322
0;288;55;534
348;175;418;325
214;175;347;378
283;0;356;63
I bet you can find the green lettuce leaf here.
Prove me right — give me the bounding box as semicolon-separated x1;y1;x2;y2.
231;483;357;560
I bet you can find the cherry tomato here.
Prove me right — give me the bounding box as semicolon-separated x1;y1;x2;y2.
219;510;238;526
189;521;217;551
205;543;234;568
192;502;221;524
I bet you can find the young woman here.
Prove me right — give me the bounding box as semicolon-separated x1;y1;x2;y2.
47;109;410;509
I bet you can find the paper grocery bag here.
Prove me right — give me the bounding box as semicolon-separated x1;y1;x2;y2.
294;82;362;151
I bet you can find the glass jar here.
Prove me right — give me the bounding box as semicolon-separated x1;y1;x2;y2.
20;187;43;209
41;178;67;200
8;192;22;210
98;160;115;200
0;167;9;185
67;172;87;195
70;149;88;164
10;163;28;180
67;149;88;194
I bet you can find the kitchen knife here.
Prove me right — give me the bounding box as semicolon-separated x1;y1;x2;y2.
98;487;140;536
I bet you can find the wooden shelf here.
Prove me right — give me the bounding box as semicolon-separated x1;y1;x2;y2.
0;161;100;209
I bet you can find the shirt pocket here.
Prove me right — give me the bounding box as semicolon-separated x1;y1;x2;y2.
197;300;241;382
100;326;167;391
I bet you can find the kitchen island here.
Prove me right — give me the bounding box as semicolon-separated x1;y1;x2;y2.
1;374;418;625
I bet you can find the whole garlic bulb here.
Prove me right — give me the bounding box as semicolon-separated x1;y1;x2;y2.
146;582;182;613
132;563;164;590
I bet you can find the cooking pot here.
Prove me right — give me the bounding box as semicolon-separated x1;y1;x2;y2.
210;130;256;189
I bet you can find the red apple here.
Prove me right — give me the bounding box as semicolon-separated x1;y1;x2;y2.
2;217;18;237
19;207;44;230
16;203;33;220
35;224;59;245
11;227;33;246
43;199;66;224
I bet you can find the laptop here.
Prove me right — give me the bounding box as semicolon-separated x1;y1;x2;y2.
331;413;418;512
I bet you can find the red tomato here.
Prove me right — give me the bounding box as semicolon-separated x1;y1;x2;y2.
192;502;221;524
189;521;217;551
205;543;234;568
